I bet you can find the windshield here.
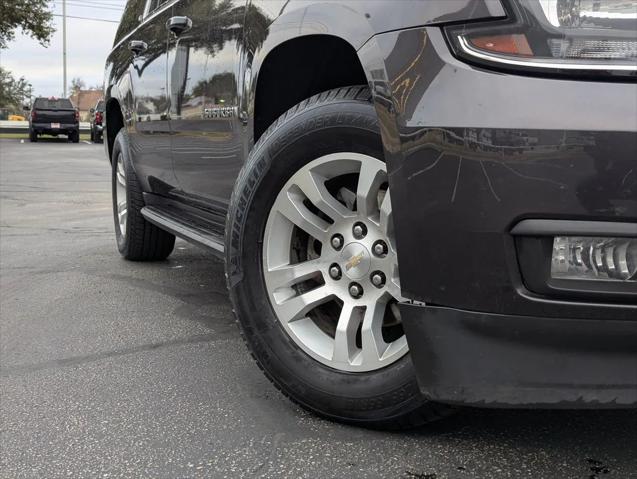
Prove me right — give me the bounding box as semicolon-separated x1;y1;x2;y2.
34;98;74;110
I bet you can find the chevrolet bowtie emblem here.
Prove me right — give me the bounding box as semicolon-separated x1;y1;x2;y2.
345;252;365;271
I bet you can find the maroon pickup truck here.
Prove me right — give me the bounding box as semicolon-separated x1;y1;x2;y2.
28;97;79;143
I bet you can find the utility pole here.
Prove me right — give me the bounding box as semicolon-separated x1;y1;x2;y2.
62;0;67;98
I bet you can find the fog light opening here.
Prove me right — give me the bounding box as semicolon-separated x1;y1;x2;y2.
551;236;636;282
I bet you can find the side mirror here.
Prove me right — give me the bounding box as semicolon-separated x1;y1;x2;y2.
23;105;30;111
90;108;95;114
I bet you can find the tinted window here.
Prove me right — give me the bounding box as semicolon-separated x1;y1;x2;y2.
33;98;74;109
97;100;105;111
147;0;170;14
113;0;146;45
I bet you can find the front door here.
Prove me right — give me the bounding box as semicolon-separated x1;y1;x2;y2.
167;0;247;213
129;0;177;194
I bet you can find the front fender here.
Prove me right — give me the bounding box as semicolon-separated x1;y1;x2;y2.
245;0;505;153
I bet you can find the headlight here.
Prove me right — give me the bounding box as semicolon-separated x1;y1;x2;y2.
445;0;637;78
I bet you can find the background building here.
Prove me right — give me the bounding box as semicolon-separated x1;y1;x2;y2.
69;89;102;121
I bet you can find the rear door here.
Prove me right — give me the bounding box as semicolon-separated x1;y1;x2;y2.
167;0;247;213
127;0;176;194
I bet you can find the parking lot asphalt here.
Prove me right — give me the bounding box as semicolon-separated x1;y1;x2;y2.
0;137;636;479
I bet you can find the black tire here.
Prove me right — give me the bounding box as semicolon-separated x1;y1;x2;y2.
226;86;453;429
90;128;95;142
71;130;80;143
111;128;175;261
29;130;37;142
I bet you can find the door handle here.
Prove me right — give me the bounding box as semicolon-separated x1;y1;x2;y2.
128;40;147;55
166;16;192;36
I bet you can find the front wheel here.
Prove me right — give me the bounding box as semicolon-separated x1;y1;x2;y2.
226;87;453;429
111;128;175;261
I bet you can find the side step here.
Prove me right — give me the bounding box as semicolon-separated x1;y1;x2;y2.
141;206;225;255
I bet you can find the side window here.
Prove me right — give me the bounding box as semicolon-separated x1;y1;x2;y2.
113;0;146;45
146;0;170;16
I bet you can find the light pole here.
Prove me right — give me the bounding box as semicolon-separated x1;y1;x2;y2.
62;0;67;98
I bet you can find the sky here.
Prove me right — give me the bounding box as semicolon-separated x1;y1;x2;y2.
0;0;125;98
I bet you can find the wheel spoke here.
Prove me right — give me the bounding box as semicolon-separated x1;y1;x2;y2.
356;160;386;218
117;201;127;218
266;259;323;289
295;169;354;221
361;301;389;363
276;285;331;323
115;155;128;236
386;278;402;301
117;201;127;234
277;190;330;242
116;158;126;184
379;189;393;236
332;303;362;364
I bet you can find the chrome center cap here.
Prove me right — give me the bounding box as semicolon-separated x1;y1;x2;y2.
341;242;371;280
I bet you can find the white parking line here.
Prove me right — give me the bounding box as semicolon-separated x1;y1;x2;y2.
84;141;92;145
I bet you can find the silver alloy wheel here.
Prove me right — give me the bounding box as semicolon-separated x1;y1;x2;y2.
263;153;408;372
115;152;127;237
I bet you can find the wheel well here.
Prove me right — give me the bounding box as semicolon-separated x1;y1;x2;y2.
254;35;368;142
105;98;124;162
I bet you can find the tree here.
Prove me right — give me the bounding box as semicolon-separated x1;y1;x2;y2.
0;0;55;49
70;77;86;96
0;67;31;108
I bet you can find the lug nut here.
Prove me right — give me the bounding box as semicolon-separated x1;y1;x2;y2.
353;222;367;239
371;271;386;288
329;264;342;280
373;240;388;257
331;234;344;250
349;282;363;299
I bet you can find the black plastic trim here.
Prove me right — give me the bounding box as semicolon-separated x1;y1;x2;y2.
401;303;637;408
511;219;637;237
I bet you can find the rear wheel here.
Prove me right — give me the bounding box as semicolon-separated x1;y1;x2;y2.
29;130;37;142
111;128;175;261
226;87;453;429
70;130;80;143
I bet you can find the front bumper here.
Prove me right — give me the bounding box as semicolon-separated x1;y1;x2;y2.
363;26;637;406
32;123;79;135
401;303;637;407
367;26;637;320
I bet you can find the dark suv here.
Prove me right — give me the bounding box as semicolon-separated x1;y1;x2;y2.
104;0;637;427
89;100;105;143
28;97;80;143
